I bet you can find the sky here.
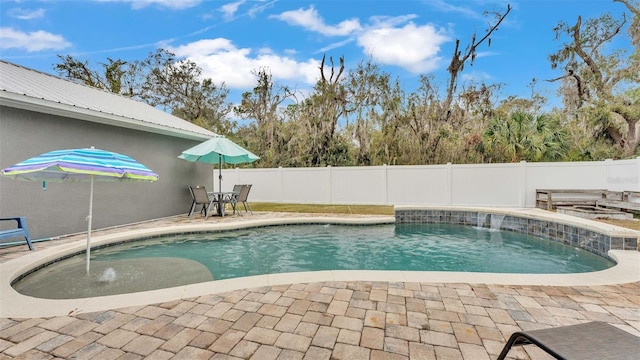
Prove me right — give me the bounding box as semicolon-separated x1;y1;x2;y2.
0;0;633;110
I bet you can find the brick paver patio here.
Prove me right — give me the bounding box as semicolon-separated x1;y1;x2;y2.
1;213;639;359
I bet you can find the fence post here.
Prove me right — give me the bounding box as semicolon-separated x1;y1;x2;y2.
635;156;640;191
604;158;612;190
383;164;388;206
520;160;527;207
447;162;453;205
278;166;284;203
327;165;332;204
637;157;640;191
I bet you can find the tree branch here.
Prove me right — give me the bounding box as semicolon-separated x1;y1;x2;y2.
546;69;586;106
442;4;512;122
614;0;640;16
320;55;326;83
571;16;605;93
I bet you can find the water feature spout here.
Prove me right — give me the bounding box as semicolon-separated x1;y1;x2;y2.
490;214;505;230
477;213;489;228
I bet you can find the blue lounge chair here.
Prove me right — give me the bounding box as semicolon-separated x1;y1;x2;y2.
0;217;33;250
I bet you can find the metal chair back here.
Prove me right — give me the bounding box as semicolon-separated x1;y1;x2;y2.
188;185;212;218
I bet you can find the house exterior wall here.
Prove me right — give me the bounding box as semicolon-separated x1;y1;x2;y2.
0;106;212;239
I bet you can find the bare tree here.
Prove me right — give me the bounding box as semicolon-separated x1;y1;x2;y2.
548;0;640;156
344;60;398;165
54;50;234;133
442;4;512;123
300;55;350;166
141;52;234;133
55;55;130;95
234;68;294;166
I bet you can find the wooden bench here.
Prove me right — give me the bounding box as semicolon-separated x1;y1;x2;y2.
0;217;33;250
535;189;614;211
597;190;640;214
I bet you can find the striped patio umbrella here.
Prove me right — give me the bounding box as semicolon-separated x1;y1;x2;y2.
1;147;159;273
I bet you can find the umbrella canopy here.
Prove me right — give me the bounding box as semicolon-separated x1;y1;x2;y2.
1;147;158;273
178;135;259;192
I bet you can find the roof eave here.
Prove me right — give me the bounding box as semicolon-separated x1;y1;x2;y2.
0;92;214;142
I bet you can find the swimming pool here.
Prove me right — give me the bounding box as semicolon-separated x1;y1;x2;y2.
13;223;613;299
2;210;639;318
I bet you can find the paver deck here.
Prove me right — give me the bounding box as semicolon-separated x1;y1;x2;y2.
1;212;639;359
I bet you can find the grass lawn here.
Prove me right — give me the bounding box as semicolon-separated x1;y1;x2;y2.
251;203;640;231
251;203;395;215
596;219;640;231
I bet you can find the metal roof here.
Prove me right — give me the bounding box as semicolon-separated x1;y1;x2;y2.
0;60;216;141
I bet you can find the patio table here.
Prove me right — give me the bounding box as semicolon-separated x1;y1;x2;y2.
208;192;234;217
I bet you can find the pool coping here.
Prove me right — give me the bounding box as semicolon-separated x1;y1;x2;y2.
1;209;639;318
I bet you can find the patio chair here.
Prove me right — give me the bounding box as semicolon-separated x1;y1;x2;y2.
497;321;640;360
188;185;215;219
0;217;33;250
222;184;253;215
237;184;253;215
222;184;243;214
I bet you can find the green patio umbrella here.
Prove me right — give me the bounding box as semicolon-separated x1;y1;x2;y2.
178;135;259;192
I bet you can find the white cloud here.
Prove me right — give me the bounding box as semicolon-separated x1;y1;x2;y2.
219;0;246;21
246;0;276;18
461;71;492;82
317;38;355;54
369;14;419;28
8;8;46;20
0;27;71;52
94;0;201;10
357;22;450;73
169;38;321;89
166;5;452;91
203;1;274;26
271;6;361;36
272;6;450;74
427;0;482;19
474;51;497;59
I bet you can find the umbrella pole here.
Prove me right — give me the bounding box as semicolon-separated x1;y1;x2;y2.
218;158;222;193
86;175;94;274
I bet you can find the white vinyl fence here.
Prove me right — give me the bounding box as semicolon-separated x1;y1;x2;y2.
220;158;640;208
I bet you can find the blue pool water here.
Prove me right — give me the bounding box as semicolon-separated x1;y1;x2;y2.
13;224;614;299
